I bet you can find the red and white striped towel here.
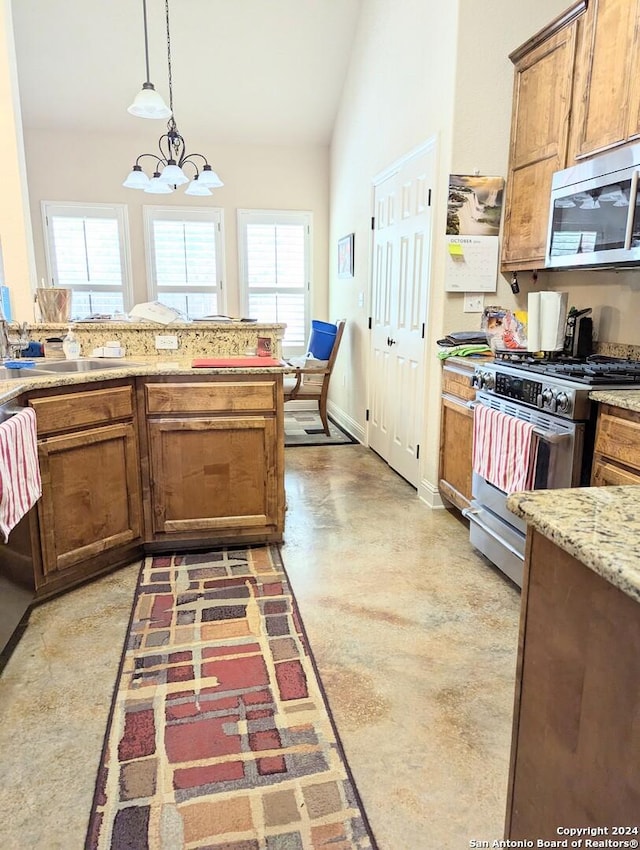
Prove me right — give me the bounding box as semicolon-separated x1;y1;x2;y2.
0;407;41;542
472;403;537;494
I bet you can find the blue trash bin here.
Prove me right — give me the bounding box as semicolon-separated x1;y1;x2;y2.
308;320;337;359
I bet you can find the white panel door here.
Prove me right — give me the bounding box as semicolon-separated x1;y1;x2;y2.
369;145;433;486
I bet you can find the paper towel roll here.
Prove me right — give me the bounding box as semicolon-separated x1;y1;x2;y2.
540;291;568;351
527;293;541;352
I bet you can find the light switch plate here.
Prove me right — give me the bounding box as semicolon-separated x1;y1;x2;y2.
463;294;484;313
155;334;179;350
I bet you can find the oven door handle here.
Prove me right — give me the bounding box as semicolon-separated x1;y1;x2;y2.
462;508;525;561
532;427;570;444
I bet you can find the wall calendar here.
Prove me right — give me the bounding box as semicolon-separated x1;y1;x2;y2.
444;173;503;293
444;234;499;292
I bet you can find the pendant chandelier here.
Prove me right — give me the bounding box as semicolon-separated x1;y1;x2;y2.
123;0;223;196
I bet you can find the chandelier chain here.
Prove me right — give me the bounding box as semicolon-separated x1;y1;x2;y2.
165;0;173;114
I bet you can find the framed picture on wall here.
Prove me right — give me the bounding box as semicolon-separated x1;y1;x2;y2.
338;233;354;278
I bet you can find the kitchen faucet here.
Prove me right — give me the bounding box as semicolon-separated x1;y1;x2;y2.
0;319;30;361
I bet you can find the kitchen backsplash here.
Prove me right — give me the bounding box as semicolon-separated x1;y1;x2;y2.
27;322;286;359
595;341;640;361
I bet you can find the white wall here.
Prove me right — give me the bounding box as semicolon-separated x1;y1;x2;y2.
0;0;35;320
328;0;590;499
24;129;330;321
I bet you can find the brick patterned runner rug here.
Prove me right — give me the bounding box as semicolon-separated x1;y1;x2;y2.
85;546;376;850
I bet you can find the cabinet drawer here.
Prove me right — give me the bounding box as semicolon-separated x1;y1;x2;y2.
145;381;277;415
594;408;640;472
442;366;476;402
591;457;640;487
29;385;134;436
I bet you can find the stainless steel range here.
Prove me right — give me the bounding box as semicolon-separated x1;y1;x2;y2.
464;354;640;588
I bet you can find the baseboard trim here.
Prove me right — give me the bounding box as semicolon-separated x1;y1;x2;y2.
418;479;445;509
326;401;364;444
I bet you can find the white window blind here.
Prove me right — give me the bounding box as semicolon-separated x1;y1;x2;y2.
238;210;311;354
42;202;132;319
144;207;223;319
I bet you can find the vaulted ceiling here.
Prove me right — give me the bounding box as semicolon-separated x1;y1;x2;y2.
11;0;361;146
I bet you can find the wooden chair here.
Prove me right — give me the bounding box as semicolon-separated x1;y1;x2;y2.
283;320;346;436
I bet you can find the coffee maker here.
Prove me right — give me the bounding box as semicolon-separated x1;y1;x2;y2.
564;307;593;359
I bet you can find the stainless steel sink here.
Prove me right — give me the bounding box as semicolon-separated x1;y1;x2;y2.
0;367;53;380
28;358;138;373
0;359;140;379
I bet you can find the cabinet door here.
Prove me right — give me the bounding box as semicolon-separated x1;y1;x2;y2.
591;457;640;486
439;395;474;510
507;532;640;838
593;405;640;469
37;422;143;577
573;0;640;157
148;416;281;537
501;7;583;270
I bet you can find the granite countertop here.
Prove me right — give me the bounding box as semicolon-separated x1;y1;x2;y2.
0;356;285;406
507;487;640;603
590;388;640;413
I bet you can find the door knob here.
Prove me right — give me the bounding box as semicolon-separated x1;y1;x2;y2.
388;337;397;346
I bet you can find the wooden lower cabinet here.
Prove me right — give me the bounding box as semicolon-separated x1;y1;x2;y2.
147;416;280;538
438;360;477;510
28;382;144;597
12;373;284;597
140;375;285;547
506;531;640;836
591;402;640;485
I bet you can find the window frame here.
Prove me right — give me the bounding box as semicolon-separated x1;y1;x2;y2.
237;209;312;356
143;205;226;318
41;200;134;315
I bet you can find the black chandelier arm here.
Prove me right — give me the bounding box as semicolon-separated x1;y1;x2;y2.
180;153;210;174
134;152;165;170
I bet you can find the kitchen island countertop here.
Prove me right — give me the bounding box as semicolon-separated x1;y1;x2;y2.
590;388;640;412
0;356;286;406
507;486;640;603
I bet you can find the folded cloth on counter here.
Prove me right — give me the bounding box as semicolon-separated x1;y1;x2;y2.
0;407;41;542
472;403;537;494
437;343;492;359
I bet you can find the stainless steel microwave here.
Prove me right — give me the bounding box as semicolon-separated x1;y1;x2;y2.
546;141;640;269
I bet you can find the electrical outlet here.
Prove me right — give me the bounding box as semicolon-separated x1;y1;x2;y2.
463;294;484;313
155;334;179;350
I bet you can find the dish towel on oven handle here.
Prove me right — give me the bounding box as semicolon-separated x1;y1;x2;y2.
0;407;41;542
472;403;538;494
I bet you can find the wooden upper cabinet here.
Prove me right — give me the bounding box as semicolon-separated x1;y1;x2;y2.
501;3;586;271
572;0;640;158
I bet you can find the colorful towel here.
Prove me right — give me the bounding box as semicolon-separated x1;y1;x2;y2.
472;403;537;494
0;407;41;541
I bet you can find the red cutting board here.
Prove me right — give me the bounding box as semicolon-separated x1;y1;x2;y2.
191;357;282;368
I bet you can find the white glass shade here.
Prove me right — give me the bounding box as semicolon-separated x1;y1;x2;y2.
159;162;189;186
185;177;212;196
198;166;224;188
127;83;172;119
145;173;174;194
122;165;150;189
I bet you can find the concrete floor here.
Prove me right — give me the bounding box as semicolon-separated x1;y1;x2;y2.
0;444;521;849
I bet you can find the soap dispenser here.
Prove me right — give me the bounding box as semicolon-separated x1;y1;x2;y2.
62;326;81;360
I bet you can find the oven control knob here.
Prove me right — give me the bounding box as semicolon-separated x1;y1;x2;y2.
482;371;495;390
541;388;555;410
556;391;570;413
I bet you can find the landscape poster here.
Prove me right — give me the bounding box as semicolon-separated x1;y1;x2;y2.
447;174;504;236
